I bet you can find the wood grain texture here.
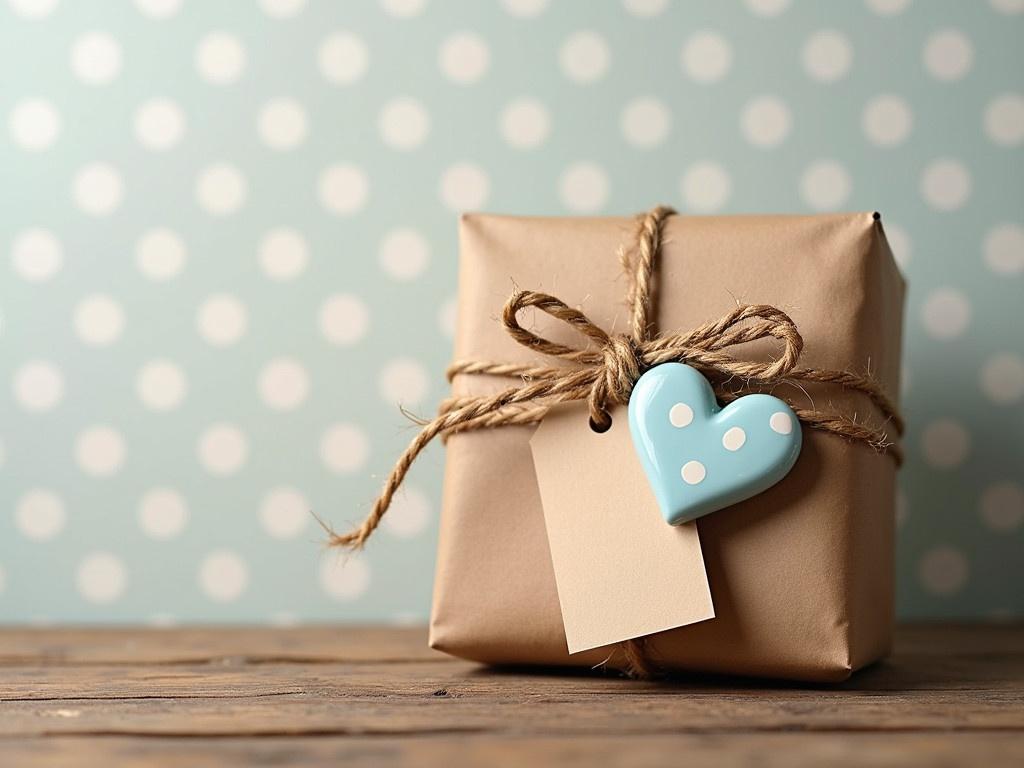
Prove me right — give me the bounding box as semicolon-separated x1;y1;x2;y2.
0;623;1021;767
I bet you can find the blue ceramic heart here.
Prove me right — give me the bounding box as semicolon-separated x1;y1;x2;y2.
628;363;802;525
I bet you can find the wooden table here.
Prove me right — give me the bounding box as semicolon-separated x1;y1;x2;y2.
1;624;1021;767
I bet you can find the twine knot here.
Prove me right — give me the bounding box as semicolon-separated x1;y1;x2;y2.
591;334;642;431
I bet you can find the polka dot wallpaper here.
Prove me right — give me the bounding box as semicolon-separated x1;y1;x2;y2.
1;0;1021;624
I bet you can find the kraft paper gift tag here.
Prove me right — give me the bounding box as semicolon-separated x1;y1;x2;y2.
530;402;715;654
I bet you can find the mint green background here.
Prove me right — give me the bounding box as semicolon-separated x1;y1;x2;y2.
1;0;1021;624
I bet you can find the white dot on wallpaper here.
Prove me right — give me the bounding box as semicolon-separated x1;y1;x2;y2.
740;96;791;147
923;29;972;81
883;223;911;269
384;487;432;538
136;359;187;411
862;95;912;146
560;30;611;84
319;556;370;601
195;32;247;85
744;0;790;16
865;0;910;14
918;547;968;596
979;482;1024;532
499;98;550;149
921;287;971;339
623;0;669;17
8;0;58;19
379;229;430;280
9;98;60;151
802;30;852;82
438;296;457;338
72;163;123;216
921;158;971;211
318;164;369;215
259;0;306;18
984;224;1024;275
621;97;670;148
984;93;1024;146
15;489;66;541
559;162;610;213
379;358;430;406
378;97;430;150
77;552;127;603
319;293;369;346
380;0;427;17
70;32;122;85
196;163;247;216
800;160;851;211
199;550;249;602
320;423;370;474
75;425;126;476
133;98;185;151
681;31;732;84
438;32;490;85
260;487;310;539
259;228;308;280
138;488;188;539
980;353;1024;405
197;423;249;476
134;0;182;18
318;32;369;84
73;294;124;346
681;162;731;213
439;162;489;211
11;228;63;282
197;294;248;346
921;419;970;469
990;0;1024;13
257;98;308;150
501;0;549;17
258;357;310;411
12;361;63;412
136;228;186;280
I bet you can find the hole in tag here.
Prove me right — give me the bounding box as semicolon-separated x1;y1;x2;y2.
588;414;612;434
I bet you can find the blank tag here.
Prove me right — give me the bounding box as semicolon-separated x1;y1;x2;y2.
530;402;715;654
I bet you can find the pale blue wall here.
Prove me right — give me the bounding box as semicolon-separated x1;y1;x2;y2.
1;0;1021;624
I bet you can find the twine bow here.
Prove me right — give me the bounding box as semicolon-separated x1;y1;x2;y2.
328;206;903;555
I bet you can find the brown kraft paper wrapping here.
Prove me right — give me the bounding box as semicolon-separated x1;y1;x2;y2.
429;212;905;683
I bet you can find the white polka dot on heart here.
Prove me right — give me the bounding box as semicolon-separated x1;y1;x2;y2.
13;360;64;412
921;419;970;469
921;288;970;340
681;31;732;83
258;357;309;410
980;353;1024;405
560;31;610;84
259;0;306;17
73;294;124;346
319;556;371;600
318;164;369;215
70;32;122;85
76;552;127;603
75;425;126;476
260;487;310;539
259;228;308;280
378;97;430;150
918;546;968;596
802;30;852;82
769;411;793;435
196;164;247;216
138;488;188;539
862;95;912;146
559;162;610;213
923;29;972;81
722;426;746;451
620;97;671;148
197;423;249;476
195;32;246;85
979;482;1024;532
134;0;182;17
438;32;490;84
380;0;426;17
136;360;187;411
257;99;308;150
501;0;549;16
136;228;186;280
681;460;706;485
378;357;429;406
9;98;60;151
984;94;1024;146
681;162;731;213
321;423;370;474
920;159;971;210
134;98;185;151
318;32;369;84
383;486;432;538
669;403;693;428
197;294;248;346
8;0;58;19
499;98;551;149
15;489;66;541
379;229;430;280
199;550;249;602
984;224;1024;275
740;96;791;148
319;294;369;346
11;229;63;282
439;163;490;211
72;163;123;216
800;160;851;211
